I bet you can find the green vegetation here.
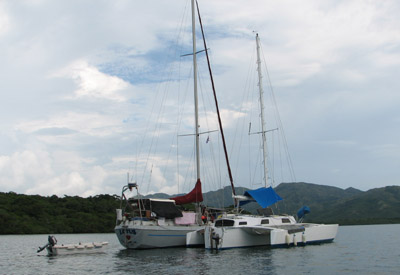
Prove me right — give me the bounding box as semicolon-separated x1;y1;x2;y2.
0;192;120;234
199;182;400;226
263;183;400;225
1;183;400;234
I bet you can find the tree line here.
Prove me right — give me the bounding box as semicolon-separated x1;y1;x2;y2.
2;182;400;234
0;192;120;234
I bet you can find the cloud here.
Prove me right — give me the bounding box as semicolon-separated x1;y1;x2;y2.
0;3;10;36
52;60;129;101
0;149;113;196
200;109;246;131
34;127;77;136
1;0;400;197
25;166;109;197
15;112;123;138
0;150;52;191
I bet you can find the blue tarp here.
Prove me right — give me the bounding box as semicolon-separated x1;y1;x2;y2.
240;187;283;208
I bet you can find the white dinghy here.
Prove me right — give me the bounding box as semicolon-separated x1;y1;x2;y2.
37;236;108;256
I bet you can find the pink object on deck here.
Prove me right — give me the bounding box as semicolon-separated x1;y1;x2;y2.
175;212;196;225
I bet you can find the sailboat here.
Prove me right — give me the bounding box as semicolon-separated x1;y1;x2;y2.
203;34;339;250
115;0;229;249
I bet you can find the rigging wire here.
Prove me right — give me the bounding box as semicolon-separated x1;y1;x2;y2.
128;1;191;193
260;43;296;183
233;34;297;197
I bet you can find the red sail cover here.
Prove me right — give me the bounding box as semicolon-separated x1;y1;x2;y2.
171;179;203;205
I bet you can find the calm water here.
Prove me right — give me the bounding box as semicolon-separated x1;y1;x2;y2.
1;224;399;274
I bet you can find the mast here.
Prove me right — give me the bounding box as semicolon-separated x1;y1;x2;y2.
192;0;200;182
195;0;236;198
256;33;269;187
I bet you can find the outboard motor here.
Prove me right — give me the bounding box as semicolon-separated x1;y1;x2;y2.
37;235;57;253
211;232;221;251
48;235;57;246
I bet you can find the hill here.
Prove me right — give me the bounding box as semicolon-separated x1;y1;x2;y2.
1;182;400;234
0;192;119;234
145;182;400;225
322;186;400;225
248;183;400;225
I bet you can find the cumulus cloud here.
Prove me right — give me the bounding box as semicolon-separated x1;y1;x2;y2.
0;150;52;190
1;0;400;196
53;60;129;101
25;166;109;197
0;148;113;196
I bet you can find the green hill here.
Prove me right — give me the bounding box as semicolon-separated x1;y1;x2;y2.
0;192;119;234
1;183;400;234
145;182;400;225
257;183;400;225
321;186;400;225
271;182;364;222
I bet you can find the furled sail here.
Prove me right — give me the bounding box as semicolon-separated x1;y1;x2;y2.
170;179;203;205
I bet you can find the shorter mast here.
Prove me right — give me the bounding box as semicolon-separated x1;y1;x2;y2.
256;33;269;188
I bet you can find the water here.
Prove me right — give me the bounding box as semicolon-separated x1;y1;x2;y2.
1;224;399;274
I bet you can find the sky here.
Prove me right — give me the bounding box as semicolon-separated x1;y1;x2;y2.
1;0;400;197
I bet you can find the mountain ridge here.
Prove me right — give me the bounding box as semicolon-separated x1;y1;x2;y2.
144;182;400;225
1;182;400;234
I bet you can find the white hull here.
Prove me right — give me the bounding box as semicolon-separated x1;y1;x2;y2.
204;215;338;250
269;223;338;247
186;229;205;247
115;223;203;249
46;242;108;256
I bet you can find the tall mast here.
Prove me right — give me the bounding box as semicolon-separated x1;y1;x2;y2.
195;0;236;197
192;0;200;182
256;33;268;187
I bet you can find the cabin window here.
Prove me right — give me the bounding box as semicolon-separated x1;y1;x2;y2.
281;218;291;224
261;219;269;225
215;219;234;227
239;221;247;225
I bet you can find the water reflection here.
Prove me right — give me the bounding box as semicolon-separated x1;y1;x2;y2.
3;226;400;275
113;246;277;275
113;248;208;274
